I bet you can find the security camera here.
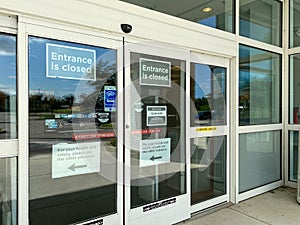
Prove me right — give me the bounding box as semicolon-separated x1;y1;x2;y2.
121;24;132;34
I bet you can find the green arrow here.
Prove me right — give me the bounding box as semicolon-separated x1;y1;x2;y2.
68;163;87;171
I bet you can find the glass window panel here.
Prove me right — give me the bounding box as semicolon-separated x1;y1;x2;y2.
239;131;281;193
190;63;226;127
0;33;17;139
290;54;300;124
240;0;282;46
239;45;281;126
120;0;235;33
0;157;17;225
290;0;300;47
289;131;298;182
191;136;226;205
29;37;117;225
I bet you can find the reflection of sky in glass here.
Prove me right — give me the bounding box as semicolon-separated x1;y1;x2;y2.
199;16;216;28
194;64;226;98
194;64;211;98
240;19;271;43
199;15;233;33
239;45;276;83
0;35;16;94
29;37;116;98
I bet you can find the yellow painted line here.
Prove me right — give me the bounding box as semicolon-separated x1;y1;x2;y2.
196;126;217;132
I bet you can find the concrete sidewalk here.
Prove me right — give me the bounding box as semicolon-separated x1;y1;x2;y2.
179;187;300;225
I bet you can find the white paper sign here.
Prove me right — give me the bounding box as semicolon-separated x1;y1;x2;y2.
140;138;171;167
52;142;100;178
146;106;167;126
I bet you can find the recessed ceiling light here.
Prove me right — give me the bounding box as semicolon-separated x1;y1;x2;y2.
202;7;213;13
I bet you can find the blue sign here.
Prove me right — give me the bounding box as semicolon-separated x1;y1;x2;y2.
46;43;96;80
45;119;58;129
104;86;116;112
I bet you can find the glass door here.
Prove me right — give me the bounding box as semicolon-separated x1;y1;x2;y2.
27;28;122;225
189;52;230;213
124;43;190;225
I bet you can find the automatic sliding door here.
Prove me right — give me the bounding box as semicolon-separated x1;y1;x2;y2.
190;54;229;212
125;44;190;225
28;36;120;225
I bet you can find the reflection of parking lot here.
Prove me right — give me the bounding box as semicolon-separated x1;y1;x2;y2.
30;116;116;140
0;112;16;138
194;111;211;125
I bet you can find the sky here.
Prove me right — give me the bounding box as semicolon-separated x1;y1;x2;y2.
0;34;16;93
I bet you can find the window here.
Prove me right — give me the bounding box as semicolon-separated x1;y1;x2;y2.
0;33;17;139
0;157;17;225
191;136;226;204
239;131;281;193
289;131;298;182
239;45;281;125
290;54;300;124
190;63;226;126
290;0;300;47
240;0;282;46
120;0;235;33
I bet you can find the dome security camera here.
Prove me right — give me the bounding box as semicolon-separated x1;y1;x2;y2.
121;24;132;33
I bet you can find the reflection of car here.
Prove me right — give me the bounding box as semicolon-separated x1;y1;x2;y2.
197;111;211;120
62;113;97;127
61;112;115;127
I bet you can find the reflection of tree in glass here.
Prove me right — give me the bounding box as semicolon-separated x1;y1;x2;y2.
194;97;210;112
28;59;116;117
0;91;7;111
29;93;74;115
76;60;116;112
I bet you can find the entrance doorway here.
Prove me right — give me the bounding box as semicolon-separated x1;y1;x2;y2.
26;27;230;225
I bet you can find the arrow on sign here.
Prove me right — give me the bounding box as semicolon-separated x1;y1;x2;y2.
68;164;87;171
150;155;162;161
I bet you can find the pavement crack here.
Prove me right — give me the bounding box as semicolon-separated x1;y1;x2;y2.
229;207;272;225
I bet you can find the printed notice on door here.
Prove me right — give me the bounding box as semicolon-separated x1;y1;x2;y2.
52;142;100;178
140;138;171;167
146;106;167;126
46;43;96;80
139;58;171;87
